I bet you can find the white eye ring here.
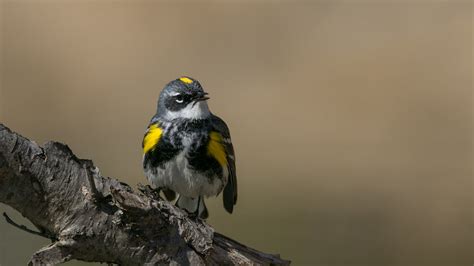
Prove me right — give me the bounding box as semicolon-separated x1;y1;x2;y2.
175;95;184;103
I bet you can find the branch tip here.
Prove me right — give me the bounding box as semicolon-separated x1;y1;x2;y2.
3;212;57;241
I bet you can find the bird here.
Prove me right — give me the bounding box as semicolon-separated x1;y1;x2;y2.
142;76;237;219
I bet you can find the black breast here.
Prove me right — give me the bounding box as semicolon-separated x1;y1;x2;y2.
143;118;221;177
171;119;224;179
143;132;180;169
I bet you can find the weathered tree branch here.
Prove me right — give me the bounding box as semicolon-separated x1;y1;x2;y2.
0;124;290;265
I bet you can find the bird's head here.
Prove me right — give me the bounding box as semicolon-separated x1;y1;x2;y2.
156;77;211;120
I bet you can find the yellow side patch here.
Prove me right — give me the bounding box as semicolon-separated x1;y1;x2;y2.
179;77;193;84
207;131;228;167
143;124;162;154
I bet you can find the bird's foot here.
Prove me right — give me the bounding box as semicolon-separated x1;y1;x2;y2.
180;207;200;220
137;184;162;201
190;210;200;220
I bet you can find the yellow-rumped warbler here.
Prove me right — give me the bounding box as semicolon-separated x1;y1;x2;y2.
142;77;237;219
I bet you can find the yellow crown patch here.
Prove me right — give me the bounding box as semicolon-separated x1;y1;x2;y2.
179;77;193;84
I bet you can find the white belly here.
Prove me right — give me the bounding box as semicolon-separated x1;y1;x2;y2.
145;151;226;198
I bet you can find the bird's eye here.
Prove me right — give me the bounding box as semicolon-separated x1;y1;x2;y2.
175;95;184;103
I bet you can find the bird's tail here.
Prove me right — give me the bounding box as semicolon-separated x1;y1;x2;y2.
176;195;208;219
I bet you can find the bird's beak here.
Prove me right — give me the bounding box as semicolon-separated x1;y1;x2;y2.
195;92;210;102
192;92;210;106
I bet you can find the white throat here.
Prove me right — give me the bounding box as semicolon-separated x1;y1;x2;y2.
166;101;210;120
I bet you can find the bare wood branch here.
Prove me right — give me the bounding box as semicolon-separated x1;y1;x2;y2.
0;123;290;265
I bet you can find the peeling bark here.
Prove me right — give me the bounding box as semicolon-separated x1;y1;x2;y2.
0;124;290;265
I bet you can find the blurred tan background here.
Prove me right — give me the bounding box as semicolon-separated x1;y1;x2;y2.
0;1;472;265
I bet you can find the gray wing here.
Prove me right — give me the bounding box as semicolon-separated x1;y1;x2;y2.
211;114;237;213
